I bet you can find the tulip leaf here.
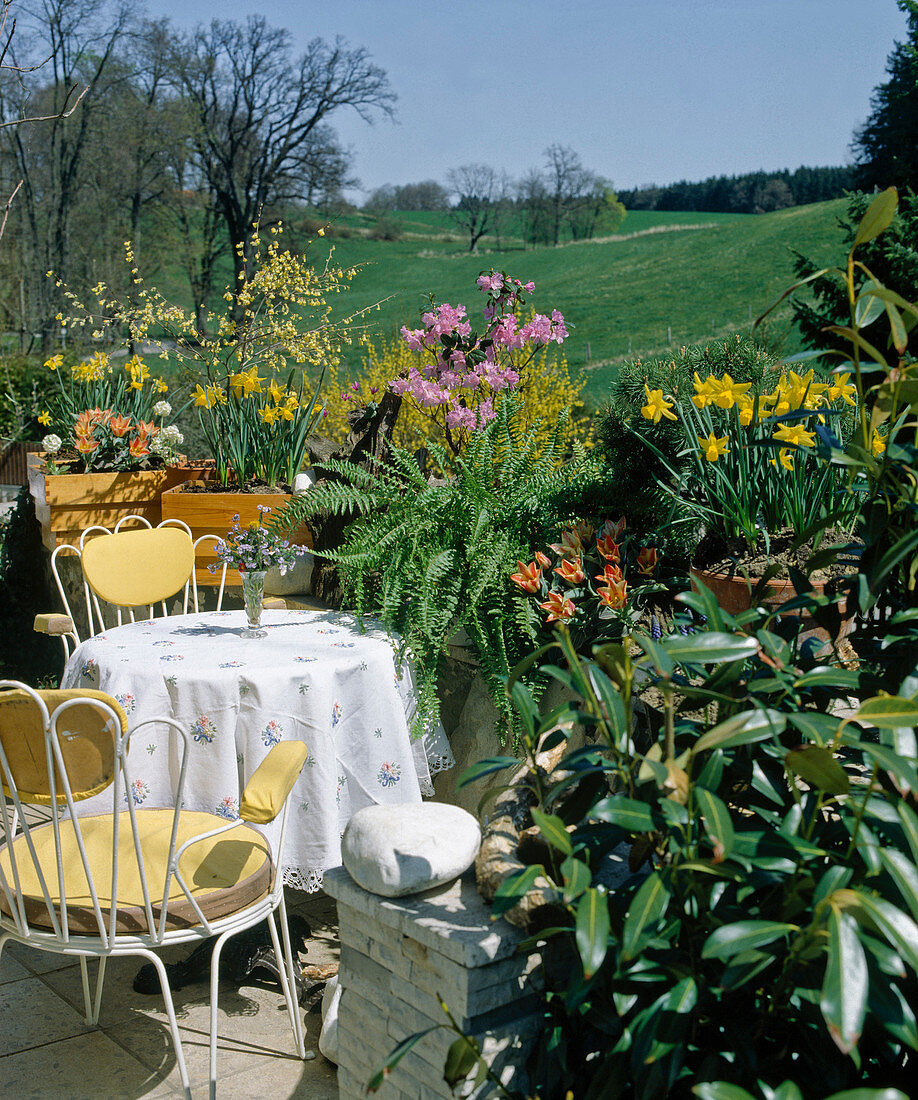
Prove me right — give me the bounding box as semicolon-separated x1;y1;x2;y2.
575;887;610;978
785;745;850;795
622;871;670;960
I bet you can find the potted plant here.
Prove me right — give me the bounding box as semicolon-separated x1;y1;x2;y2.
27;351;190;548
54;224;362;582
634;363;864;644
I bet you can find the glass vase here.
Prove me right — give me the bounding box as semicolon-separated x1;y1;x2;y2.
240;569;268;638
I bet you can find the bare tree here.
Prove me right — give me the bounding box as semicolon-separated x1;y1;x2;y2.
172;16;395;305
544;143;587;247
0;0;134;349
446;163;498;252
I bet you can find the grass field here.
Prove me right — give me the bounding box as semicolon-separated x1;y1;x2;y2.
297;200;847;404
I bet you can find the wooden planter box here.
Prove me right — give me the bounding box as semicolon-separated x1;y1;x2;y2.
27;453;199;551
160;479;313;587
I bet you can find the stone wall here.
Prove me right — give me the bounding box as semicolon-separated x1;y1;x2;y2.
324;866;542;1100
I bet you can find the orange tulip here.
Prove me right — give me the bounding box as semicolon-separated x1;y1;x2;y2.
637;547;660;575
135;419;160;438
596;535;620;562
128;434;150;458
510;560;542;593
598;516;626;541
549;529;584;557
109;414;132;437
75;435;99;455
554;558;585;585
539;590;576;624
595;563;624;585
598;576;628;609
534;550;552;569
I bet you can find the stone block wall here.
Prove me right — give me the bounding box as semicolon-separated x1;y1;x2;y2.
324;866;543;1100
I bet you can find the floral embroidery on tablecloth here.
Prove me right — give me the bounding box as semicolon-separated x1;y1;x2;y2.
299;800;309;813
125;778;149;805
152;640;174;647
358;661;369;671
190;715;218;744
331;702;341;727
298;682;309;694
215;796;238;820
239;683;250;696
262;720;283;747
332;642;355;648
335;774;346;805
80;658;98;683
160;653;184;662
115;691;135;713
294;656;316;663
146;743;156;755
164;674;177;687
377;761;401;787
374;727;383;738
219;660;245;668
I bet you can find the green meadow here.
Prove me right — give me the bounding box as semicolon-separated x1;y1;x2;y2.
303;200;848;405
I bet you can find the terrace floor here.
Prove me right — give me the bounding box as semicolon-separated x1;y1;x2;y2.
0;889;340;1099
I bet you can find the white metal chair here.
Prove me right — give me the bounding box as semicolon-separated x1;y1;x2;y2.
0;680;308;1098
33;516;230;660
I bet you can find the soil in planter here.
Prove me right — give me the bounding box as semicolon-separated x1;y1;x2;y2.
177;478;293;494
50;447;171;473
693;527;857;585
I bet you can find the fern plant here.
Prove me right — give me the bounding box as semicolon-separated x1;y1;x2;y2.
276;398;601;742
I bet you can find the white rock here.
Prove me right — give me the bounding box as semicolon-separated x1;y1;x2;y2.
318;974;341;1063
341;803;481;897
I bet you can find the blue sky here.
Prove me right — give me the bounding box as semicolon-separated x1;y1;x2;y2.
154;0;910;199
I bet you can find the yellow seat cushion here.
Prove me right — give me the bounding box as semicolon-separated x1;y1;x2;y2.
0;689;128;804
0;809;272;934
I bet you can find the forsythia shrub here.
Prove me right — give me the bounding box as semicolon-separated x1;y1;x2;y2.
323;333;592;458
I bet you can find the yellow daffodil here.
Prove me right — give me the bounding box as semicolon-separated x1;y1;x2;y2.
267;378;285;404
193;384;213;408
44;353;63;372
827;372;857;407
230;366;264;398
153;377;168;394
713;372;752;410
773;423;817;448
785;368;815;409
736;395;755;426
691;372;721;409
872;428;886;457
697;432;728;461
640;384;677;423
778;447;794;470
259;405;279;425
37;410;52;426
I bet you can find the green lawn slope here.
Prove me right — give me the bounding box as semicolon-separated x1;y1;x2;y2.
307;201;847;405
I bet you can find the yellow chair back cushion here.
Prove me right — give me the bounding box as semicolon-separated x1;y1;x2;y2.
0;809;272;933
81;527;195;607
240;740;309;824
0;689;128;804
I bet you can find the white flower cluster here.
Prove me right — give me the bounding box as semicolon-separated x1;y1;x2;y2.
152;400;172;417
150;424;184;460
42;433;62;453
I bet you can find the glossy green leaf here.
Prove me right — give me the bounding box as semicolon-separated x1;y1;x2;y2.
592;795;657;833
795;667;864;690
490;864;543;918
859;742;918;794
442;1035;480;1087
692;1084;757;1100
852;186;898;246
694;708;785;753
560;855;592;904
823;1091;908;1100
695;787;735;858
575;887;610;978
622;871;670;960
458;757;519;788
785;745;850;795
638;976;698;1065
662;631;758;664
878;849;918;922
897;803;918;864
821;908;867;1053
702;920;797;960
531;808;573;856
842;892;918;972
772;1083;804;1100
854;695;918;728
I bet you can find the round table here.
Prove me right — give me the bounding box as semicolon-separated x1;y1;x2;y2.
61;608;454;891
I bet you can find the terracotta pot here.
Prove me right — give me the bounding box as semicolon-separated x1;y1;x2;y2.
160;479;313;586
690;566;855;651
27;453;207;551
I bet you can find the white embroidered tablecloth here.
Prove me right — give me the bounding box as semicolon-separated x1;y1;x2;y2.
60;608;454;892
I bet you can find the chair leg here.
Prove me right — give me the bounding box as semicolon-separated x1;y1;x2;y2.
90;956;107;1025
270;898;306;1059
79;957;93;1023
209;929;233;1100
135;948;193;1100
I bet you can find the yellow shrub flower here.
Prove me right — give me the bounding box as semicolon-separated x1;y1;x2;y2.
773;423;816;448
697;432;728;461
640;384;677;423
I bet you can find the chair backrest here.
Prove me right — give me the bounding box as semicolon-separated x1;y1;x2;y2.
0;681;302;949
51;517;228;647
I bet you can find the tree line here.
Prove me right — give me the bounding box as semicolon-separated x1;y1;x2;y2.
617;165;856;215
0;1;395;352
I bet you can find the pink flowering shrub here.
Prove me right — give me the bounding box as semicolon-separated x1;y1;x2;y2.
390;270;568;452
